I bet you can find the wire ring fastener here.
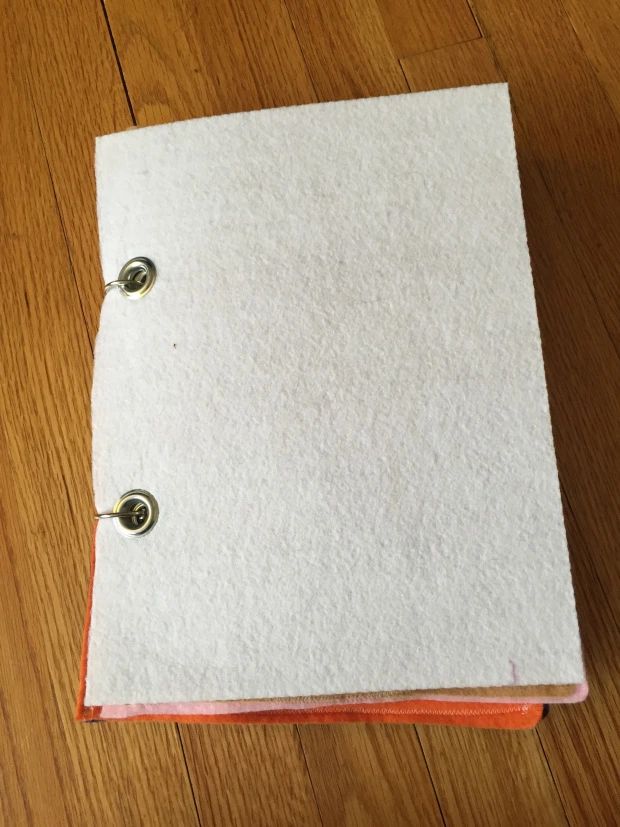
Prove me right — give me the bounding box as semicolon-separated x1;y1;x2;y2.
104;257;157;299
96;489;159;537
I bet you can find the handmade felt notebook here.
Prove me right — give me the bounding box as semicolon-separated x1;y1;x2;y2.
78;83;585;728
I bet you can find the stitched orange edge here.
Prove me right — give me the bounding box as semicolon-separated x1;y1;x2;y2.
77;704;543;728
75;530;542;729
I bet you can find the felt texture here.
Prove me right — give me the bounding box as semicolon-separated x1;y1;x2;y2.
86;84;584;707
77;533;546;727
77;530;583;720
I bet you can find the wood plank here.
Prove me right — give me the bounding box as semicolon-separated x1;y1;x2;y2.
299;725;444;826
402;38;500;89
469;0;620;352
0;505;69;826
103;0;316;122
376;0;479;58
561;0;620;120
0;14;199;824
285;0;408;99
417;726;567;826
181;725;321;826
14;0;133;341
401;36;620;824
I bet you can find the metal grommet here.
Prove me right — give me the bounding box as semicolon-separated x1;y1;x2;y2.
105;257;156;299
97;489;159;537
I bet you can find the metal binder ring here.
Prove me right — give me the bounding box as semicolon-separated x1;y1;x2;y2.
96;489;159;537
104;257;156;299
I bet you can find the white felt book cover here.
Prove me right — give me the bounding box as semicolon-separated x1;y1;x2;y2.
85;83;584;706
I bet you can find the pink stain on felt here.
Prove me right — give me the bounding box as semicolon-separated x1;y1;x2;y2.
509;659;519;684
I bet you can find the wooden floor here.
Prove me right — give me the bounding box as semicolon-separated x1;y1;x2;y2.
1;0;618;824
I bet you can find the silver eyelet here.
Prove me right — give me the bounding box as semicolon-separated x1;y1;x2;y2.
97;489;159;537
104;257;156;299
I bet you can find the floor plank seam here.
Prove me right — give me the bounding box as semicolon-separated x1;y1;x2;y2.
395;55;411;93
413;727;448;827
176;725;203;827
99;0;138;126
465;0;488;38
536;728;572;826
396;35;483;63
463;0;484;39
281;0;321;103
294;725;325;826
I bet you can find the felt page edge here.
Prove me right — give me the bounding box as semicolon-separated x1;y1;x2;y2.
75;530;585;723
93;83;510;147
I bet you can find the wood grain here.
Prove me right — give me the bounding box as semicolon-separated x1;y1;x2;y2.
470;0;620;352
103;0;316;123
12;0;133;341
401;38;501;90
514;117;620;821
285;0;408;99
376;0;479;58
180;725;321;826
2;0;619;823
561;0;620;120
299;725;444;826
419;725;569;826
